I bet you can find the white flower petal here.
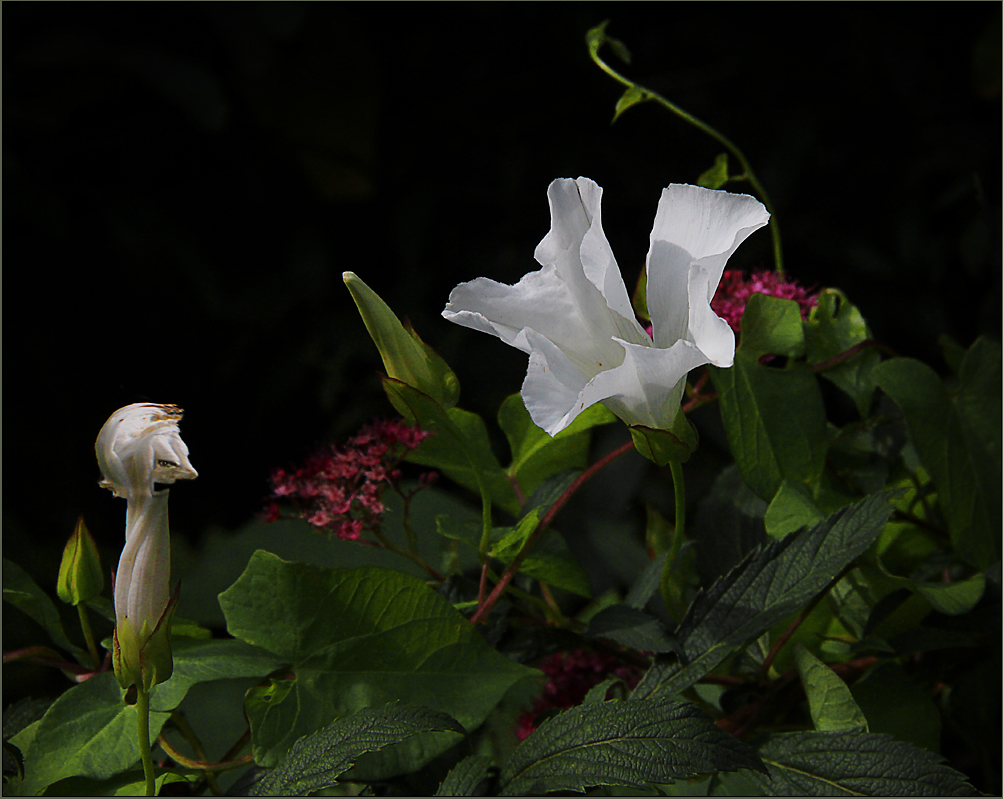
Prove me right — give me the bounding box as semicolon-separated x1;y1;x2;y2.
646;184;769;354
520;329;591;436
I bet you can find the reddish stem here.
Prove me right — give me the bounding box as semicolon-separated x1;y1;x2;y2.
469;439;636;624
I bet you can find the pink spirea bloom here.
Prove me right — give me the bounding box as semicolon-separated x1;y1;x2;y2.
515;649;646;741
264;419;430;541
710;270;818;333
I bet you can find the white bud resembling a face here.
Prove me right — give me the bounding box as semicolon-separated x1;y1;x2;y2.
96;403;197;689
96;403;198;500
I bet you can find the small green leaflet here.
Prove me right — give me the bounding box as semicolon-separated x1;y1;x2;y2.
793;644;868;733
436;753;493;797
497;698;765;796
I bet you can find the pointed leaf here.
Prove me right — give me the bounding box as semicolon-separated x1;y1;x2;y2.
385;378;521;515
612;85;648;123
250;704;464;796
436;753;493;796
498;698;764;796
873;341;1001;568
3;558;83;661
711;295;829;501
632;493;896;699
697;154;730;190
793;644;868;732
586;605;678;654
749;730;978;796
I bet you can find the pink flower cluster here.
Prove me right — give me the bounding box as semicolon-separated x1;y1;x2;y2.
711;270;818;333
515;649;646;741
264;419;431;541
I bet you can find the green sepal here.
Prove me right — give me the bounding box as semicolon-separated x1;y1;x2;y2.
343;271;459;409
630;412;698;466
56;517;104;607
113;584;180;692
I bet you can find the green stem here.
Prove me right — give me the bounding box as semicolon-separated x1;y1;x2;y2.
77;605;101;670
369;528;445;582
135;687;156;796
660;460;687;618
470;439;636;624
589;28;783;274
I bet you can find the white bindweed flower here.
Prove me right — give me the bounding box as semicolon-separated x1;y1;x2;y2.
96;402;197;689
443;178;770;436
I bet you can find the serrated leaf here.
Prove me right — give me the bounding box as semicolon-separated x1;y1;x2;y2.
586;605;678;654
498;698;764;796
384;378;521;515
251;704;464;796
632;493;895;700
793;644;868;733
220;552;536;778
749;730;977;796
711;295;829;501
436;753;493;796
873;341;1001;568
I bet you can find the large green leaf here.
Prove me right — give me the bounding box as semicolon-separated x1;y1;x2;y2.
384;378;521;515
498;392;615;500
219;551;536;777
749;730;977;795
711;294;829;501
3;558;84;661
435;753;493;796
250;704;464;796
498;698;764;796
804;290;881;417
873;340;1001;568
632;493;895;700
9;638;284;795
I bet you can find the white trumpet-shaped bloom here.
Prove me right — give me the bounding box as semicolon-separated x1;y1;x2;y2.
96;403;197;649
443;178;770;435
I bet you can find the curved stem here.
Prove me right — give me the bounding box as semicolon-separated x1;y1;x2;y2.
135;687;156;796
589;28;783;274
470;439;636;624
157;734;254;774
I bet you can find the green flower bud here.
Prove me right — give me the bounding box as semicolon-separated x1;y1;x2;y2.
56;517;104;606
344;271;459;409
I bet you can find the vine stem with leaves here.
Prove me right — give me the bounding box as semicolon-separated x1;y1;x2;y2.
586;20;784;274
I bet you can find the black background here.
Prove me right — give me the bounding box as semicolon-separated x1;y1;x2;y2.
4;0;1000;740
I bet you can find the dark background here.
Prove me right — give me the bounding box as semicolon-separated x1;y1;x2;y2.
4;0;1000;727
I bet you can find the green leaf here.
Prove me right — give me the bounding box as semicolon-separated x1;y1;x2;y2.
586;605;678;654
697;154;730;190
612;85;648;123
498;392;615;500
250;704;464;796
711;295;829;501
385;379;521;516
849;662;940;753
436;753;493;796
764;480;824;539
489;510;592;598
873;341;1002;568
498;698;764;796
10;638;283;795
915;573;985;615
804;290;881;417
749;730;977;795
40;771;189;796
793;644;868;732
219;552;536;777
3;558;84;661
632;493;896;700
